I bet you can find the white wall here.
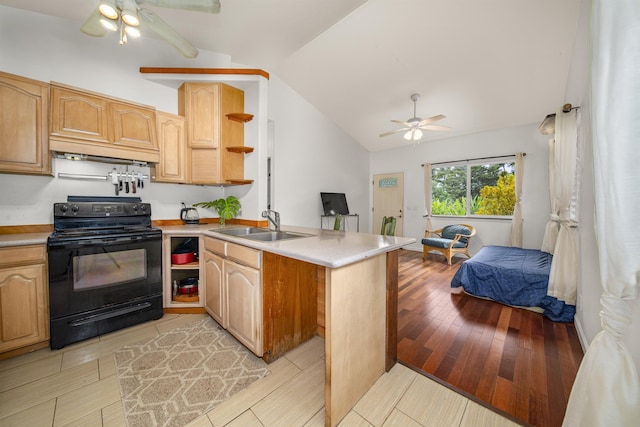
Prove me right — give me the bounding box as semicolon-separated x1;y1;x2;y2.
0;6;368;227
370;124;550;252
267;75;370;230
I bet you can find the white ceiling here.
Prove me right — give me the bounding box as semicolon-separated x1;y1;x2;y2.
0;0;582;152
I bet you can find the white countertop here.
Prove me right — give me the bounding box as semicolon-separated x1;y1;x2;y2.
160;224;415;269
0;232;50;247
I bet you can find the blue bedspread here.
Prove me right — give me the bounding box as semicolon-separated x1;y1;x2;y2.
451;245;575;322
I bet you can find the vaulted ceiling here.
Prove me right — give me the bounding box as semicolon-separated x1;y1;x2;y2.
0;0;582;151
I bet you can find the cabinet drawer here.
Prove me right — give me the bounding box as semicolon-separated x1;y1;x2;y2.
0;245;46;267
204;237;226;257
227;242;261;269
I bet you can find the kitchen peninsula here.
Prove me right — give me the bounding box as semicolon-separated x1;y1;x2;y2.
161;223;415;427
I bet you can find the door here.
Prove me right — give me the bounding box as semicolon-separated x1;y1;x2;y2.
373;173;404;235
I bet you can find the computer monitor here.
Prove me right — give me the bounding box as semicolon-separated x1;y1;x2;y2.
320;192;350;215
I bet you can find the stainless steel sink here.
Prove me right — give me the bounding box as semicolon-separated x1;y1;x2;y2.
212;227;270;236
212;227;314;241
243;230;313;241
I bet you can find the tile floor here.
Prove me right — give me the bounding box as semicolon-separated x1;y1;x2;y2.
0;314;521;426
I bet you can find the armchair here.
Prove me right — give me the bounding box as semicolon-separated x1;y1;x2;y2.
422;224;476;265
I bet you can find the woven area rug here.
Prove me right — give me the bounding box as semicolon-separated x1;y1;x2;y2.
114;317;270;427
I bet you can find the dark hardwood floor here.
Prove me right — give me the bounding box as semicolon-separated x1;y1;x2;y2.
397;249;584;427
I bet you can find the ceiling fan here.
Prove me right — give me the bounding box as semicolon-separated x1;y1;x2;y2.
379;93;450;141
80;0;221;58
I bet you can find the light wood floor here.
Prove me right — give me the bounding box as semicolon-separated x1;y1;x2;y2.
397;249;584;427
0;312;519;426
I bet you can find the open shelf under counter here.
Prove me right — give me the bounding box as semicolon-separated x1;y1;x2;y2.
163;234;204;312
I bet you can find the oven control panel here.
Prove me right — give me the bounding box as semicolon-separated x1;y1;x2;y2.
54;202;151;217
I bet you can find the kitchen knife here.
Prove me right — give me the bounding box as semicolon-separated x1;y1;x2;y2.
125;173;130;193
112;168;119;195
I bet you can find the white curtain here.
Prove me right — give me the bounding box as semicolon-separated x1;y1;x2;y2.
541;138;558;253
563;0;640;425
423;163;433;231
547;109;579;304
509;152;524;247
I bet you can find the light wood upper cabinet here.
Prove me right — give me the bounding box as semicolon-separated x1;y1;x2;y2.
49;85;109;144
0;71;51;176
49;83;160;163
0;245;49;354
178;82;250;185
151;111;186;183
180;83;220;149
110;100;157;150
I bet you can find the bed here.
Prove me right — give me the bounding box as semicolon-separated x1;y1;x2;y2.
450;245;575;322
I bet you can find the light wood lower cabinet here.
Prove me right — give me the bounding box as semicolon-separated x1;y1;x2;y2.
203;249;224;326
225;259;261;355
0;245;49;354
203;236;262;356
0;71;51;176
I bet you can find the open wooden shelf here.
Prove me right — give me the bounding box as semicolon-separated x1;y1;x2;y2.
226;179;254;185
226;146;254;154
226;113;254;123
172;294;200;303
171;261;199;269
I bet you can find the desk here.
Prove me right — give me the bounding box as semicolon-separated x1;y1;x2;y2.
320;214;359;232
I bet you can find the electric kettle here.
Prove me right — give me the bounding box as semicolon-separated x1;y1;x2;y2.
180;203;200;225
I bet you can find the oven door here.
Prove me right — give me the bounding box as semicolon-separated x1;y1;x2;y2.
47;231;162;320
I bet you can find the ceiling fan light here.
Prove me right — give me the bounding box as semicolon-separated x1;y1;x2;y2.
403;131;413;141
124;25;140;38
121;0;140;26
99;17;118;31
98;0;118;20
413;129;423;140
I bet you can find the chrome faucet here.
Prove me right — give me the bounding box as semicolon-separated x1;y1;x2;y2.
262;209;280;231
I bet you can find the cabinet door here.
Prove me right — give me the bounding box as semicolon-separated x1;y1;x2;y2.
189;148;219;184
110;101;158;151
203;250;226;327
181;82;219;149
0;72;50;175
0;264;49;353
50;85;110;144
225;259;262;355
153;112;186;183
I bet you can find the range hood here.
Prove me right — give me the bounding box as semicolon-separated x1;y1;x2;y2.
53;152;148;167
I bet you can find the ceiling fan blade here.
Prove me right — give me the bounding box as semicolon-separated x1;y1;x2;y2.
418;114;446;126
139;9;198;58
143;0;221;14
390;119;411;126
422;125;451;131
379;128;409;138
80;6;107;37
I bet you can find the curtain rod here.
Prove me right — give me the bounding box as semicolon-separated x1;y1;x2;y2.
421;153;525;167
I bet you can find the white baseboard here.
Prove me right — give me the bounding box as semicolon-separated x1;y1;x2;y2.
574;316;589;352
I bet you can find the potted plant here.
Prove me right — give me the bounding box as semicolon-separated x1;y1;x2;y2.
193;196;241;226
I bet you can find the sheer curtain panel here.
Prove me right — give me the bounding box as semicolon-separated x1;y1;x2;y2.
547;109;579;304
423;163;433;231
541;138;558;253
563;0;640;425
509;152;524;247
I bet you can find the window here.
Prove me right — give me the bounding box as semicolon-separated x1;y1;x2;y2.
431;158;516;217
